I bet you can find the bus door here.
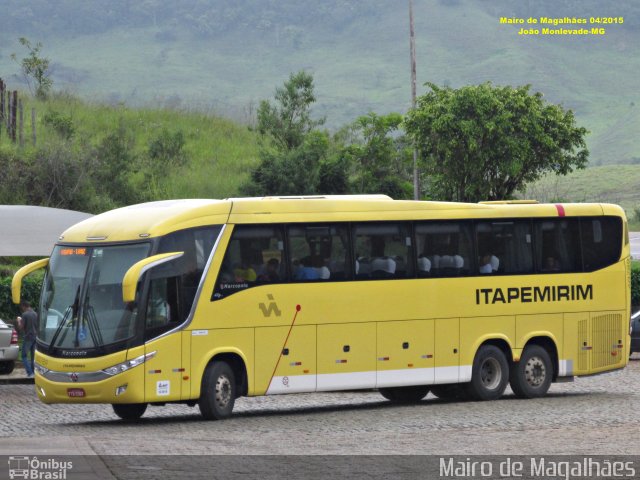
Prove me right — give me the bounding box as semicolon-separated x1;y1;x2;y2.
143;275;184;402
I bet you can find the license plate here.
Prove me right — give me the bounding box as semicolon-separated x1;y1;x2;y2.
67;388;85;398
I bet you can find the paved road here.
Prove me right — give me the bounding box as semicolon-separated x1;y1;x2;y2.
1;357;640;479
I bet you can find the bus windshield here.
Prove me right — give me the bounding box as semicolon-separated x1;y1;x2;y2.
39;243;151;349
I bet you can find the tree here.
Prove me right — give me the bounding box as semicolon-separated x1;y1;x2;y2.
93;120;141;207
244;71;347;196
243;131;346;196
339;112;413;198
404;82;589;202
11;37;52;100
257;70;324;151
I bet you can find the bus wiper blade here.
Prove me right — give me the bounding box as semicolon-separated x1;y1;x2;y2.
50;285;81;348
83;305;104;347
49;305;73;348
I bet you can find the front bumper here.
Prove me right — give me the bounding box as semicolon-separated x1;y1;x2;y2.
35;366;145;404
0;346;19;362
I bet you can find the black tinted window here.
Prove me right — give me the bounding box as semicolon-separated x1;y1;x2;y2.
415;222;473;277
214;225;285;299
148;226;220;336
581;217;622;271
476;220;533;275
288;224;350;281
150;226;221;322
533;219;581;273
353;223;413;279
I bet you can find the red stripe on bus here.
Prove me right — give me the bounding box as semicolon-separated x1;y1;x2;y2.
555;204;566;217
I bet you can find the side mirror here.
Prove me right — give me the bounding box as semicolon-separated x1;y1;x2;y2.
122;252;184;303
12;258;49;304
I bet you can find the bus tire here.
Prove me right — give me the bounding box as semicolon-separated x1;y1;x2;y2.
509;345;553;399
199;360;236;420
379;385;429;403
112;403;147;421
466;345;509;401
430;384;469;401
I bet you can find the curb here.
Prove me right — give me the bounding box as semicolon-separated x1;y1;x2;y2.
0;366;35;385
0;377;34;385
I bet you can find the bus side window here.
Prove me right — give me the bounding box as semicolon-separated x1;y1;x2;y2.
580;217;622;271
213;225;284;299
475;220;532;275
353;222;413;279
145;276;180;338
416;221;473;277
150;226;220;333
533;219;581;273
288;224;350;282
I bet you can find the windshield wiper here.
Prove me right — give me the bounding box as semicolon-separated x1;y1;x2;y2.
50;285;81;348
83;305;104;347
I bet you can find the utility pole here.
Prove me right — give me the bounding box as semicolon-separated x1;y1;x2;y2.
409;0;419;200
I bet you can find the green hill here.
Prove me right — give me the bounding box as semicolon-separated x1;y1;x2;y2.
0;0;638;166
0;93;260;209
521;164;640;225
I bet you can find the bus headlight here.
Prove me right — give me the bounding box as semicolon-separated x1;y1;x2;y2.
101;351;156;377
34;363;49;376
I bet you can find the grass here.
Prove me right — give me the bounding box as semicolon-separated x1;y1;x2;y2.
520;164;640;220
0;91;260;201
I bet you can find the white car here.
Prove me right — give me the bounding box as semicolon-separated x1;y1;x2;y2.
0;319;19;375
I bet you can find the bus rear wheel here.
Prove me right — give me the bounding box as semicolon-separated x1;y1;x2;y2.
466;345;509;401
112;403;147;421
509;345;553;399
199;360;236;420
379;385;429;403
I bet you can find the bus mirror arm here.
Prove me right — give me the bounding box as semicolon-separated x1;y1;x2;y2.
122;252;184;303
12;258;49;304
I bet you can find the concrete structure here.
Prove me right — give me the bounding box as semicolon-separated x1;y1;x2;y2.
0;206;92;256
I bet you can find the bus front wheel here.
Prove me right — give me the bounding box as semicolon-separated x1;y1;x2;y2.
199;360;236;420
466;345;509;401
509;345;553;399
379;385;429;403
112;403;147;421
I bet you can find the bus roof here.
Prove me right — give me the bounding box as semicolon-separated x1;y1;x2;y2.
57;196;625;244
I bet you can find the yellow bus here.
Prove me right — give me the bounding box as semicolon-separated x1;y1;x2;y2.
12;196;630;420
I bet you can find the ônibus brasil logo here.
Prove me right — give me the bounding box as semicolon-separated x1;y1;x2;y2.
8;456;73;480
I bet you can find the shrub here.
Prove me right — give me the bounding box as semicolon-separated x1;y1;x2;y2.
0;275;42;322
632;262;640;306
42;110;75;140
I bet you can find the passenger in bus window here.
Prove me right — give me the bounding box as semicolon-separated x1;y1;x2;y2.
257;258;280;282
233;262;257;282
542;256;561;272
294;257;320;280
479;254;493;274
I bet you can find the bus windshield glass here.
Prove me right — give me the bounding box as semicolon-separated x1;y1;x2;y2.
39;243;151;349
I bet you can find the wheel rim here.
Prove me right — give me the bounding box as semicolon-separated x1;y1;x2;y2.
215;374;232;408
524;356;546;387
480;357;502;390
